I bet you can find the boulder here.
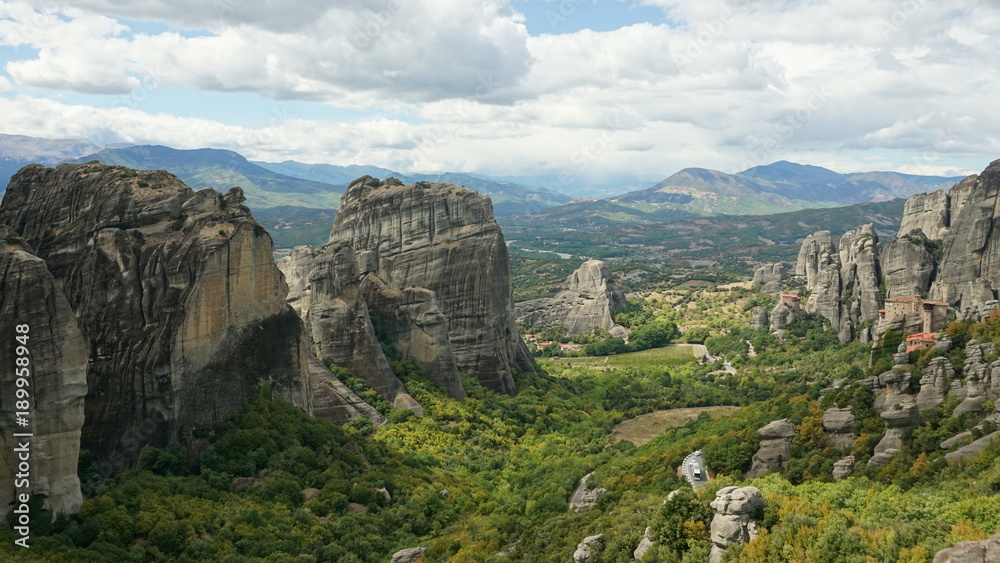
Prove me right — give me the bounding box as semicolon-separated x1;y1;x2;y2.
0;163;311;471
822;408;856;452
574;488;608;513
769;301;796;330
391;547;427;563
573;534;605;563
747;419;795;478
633;527;655;560
932;532;1000;562
833;455;856;480
0;227;88;518
515;259;627;336
709;486;764;563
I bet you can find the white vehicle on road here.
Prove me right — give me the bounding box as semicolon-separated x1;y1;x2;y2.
688;460;702;479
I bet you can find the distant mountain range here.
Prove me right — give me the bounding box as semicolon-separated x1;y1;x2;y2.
0;134;107;188
611;161;965;215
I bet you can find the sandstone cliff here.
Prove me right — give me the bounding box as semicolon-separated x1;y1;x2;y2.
282;176;533;399
515;259;628;337
0;227;87;517
0;163;311;470
709;486;764;563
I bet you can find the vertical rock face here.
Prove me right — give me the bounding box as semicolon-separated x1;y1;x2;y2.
917;356;955;414
0;163;311;470
515;259;627;337
747;419;795;478
709;486;764;563
898;189;950;240
795;226;883;343
0;228;87;517
753;263;787;287
881;231;936;298
290;176;533;398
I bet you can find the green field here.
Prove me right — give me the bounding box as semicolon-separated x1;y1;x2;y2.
540;344;697;370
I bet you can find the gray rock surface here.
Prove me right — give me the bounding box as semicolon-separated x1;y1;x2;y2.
932;532;1000;562
753;263;787;286
633;527;655;560
832;455;856;480
515;259;627;336
748;419;795;478
0;163;311;471
917;357;955;414
391;546;427;563
869;400;920;466
326;176;533;395
574;487;608;513
573;534;605;563
955;340;997;416
822;407;856;452
881;231;936;298
750;306;769;331
944;431;1000;462
0;228;88;518
898;189;949;241
769;301;797;331
709;486;764;563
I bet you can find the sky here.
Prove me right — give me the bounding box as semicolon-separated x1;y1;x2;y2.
0;0;998;192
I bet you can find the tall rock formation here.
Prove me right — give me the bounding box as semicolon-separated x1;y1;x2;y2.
515;259;627;337
709;486;764;563
753;263;787;294
0;163;311;471
0;228;87;517
281;176;533;399
747;419;795;478
793;226;883;342
868;399;920;466
822;407;856;452
881;230;936;299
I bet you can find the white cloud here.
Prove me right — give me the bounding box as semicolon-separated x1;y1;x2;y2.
0;0;998;184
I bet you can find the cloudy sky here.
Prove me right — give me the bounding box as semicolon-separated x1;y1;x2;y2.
0;0;997;191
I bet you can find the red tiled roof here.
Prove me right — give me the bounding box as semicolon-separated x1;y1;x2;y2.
905;332;937;343
780;294;801;299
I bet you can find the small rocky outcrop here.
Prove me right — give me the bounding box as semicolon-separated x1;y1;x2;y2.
515;259;627;337
573;488;608;513
932;532;1000;562
822;407;856;452
633;526;655;560
750;306;769;331
0;163;311;471
0;228;88;518
391;546;427;563
770;300;797;331
753;263;787;288
747;419;795;478
709;486;764;563
573;534;605;563
832;455;856;480
868;400;920;466
944;431;1000;462
917;357;955;414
